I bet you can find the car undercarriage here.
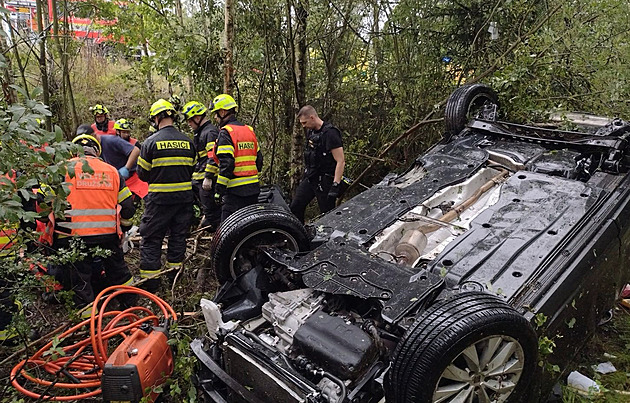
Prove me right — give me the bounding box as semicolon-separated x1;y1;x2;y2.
192;84;630;403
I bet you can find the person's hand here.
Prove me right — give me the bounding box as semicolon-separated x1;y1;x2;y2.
328;182;341;199
202;177;213;191
118;166;130;179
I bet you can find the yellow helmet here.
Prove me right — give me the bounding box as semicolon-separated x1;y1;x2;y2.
182;101;208;120
149;99;176;119
114;118;132;131
72;133;102;156
89;104;109;116
210;94;237;113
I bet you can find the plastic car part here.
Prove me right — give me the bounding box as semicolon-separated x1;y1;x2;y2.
293;310;379;380
209;203;310;282
444;83;499;138
387;292;537;403
261;288;326;353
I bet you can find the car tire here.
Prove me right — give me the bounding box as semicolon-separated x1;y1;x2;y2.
388;291;537;403
209;203;310;283
445;83;499;137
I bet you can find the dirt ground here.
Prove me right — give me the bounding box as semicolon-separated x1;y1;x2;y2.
0;232;219;402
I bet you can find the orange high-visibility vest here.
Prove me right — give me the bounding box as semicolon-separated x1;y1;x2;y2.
213;124;259;177
57;157;121;237
91;120;116;135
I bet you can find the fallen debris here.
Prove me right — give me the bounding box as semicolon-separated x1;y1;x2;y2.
595;361;617;374
567;371;601;393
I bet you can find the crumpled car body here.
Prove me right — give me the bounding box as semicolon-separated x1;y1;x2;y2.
192;84;630;403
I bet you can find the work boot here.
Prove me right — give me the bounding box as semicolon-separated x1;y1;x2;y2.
198;217;216;233
141;278;160;294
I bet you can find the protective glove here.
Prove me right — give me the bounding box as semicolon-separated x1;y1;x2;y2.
118;166;130;179
214;193;223;205
328;182;341;199
202;177;213;191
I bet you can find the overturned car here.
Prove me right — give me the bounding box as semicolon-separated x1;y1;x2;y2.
192;84;630;403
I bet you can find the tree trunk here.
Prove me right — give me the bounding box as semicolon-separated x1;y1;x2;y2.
174;0;184;25
223;0;235;93
0;0;29;96
50;0;68;131
288;0;308;193
35;0;51;129
0;0;17;104
62;0;78;129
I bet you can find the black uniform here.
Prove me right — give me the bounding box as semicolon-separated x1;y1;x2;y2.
215;116;263;221
137;125;196;290
290;122;343;223
192;120;221;229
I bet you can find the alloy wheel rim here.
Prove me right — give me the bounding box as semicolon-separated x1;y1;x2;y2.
432;335;525;403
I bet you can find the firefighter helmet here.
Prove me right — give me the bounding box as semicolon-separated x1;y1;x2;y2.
149;99;176;119
114;118;132;131
89;104;109;116
72;133;102;156
210;94;237;113
182;101;208;120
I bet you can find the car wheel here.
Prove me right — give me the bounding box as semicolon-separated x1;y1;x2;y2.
209;204;310;283
445;84;499;138
388;292;537;403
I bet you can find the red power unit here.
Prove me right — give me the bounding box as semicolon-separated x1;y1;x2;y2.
101;325;173;403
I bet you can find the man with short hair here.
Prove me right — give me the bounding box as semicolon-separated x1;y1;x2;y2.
290;105;345;223
211;94;263;221
90;104;116;135
137;99;196;292
182;101;221;231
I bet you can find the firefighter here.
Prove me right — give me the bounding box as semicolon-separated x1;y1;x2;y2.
182;101;221;231
290;105;345;223
137;99;196;292
89;104;116;135
44;133;136;309
211;94;263;221
114;118;140;147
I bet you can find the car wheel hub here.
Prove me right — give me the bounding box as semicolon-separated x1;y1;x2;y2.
229;228;300;279
432;335;525;403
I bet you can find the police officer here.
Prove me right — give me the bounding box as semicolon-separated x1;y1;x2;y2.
290;105;345;223
182;101;221;231
211;94;263;221
45;133;136;309
137;99;196;292
90;104;116;135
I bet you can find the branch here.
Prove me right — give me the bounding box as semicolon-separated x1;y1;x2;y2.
344;117;443;195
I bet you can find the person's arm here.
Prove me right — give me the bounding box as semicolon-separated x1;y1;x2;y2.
215;130;235;195
125;146;140;170
136;141;152;182
256;141;263;173
331;147;345;184
117;175;135;232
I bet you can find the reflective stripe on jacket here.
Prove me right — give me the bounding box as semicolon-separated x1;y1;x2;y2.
57;156;122;237
136;126;196;204
214;124;259;188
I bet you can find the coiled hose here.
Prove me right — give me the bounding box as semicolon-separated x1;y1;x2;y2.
10;285;177;401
